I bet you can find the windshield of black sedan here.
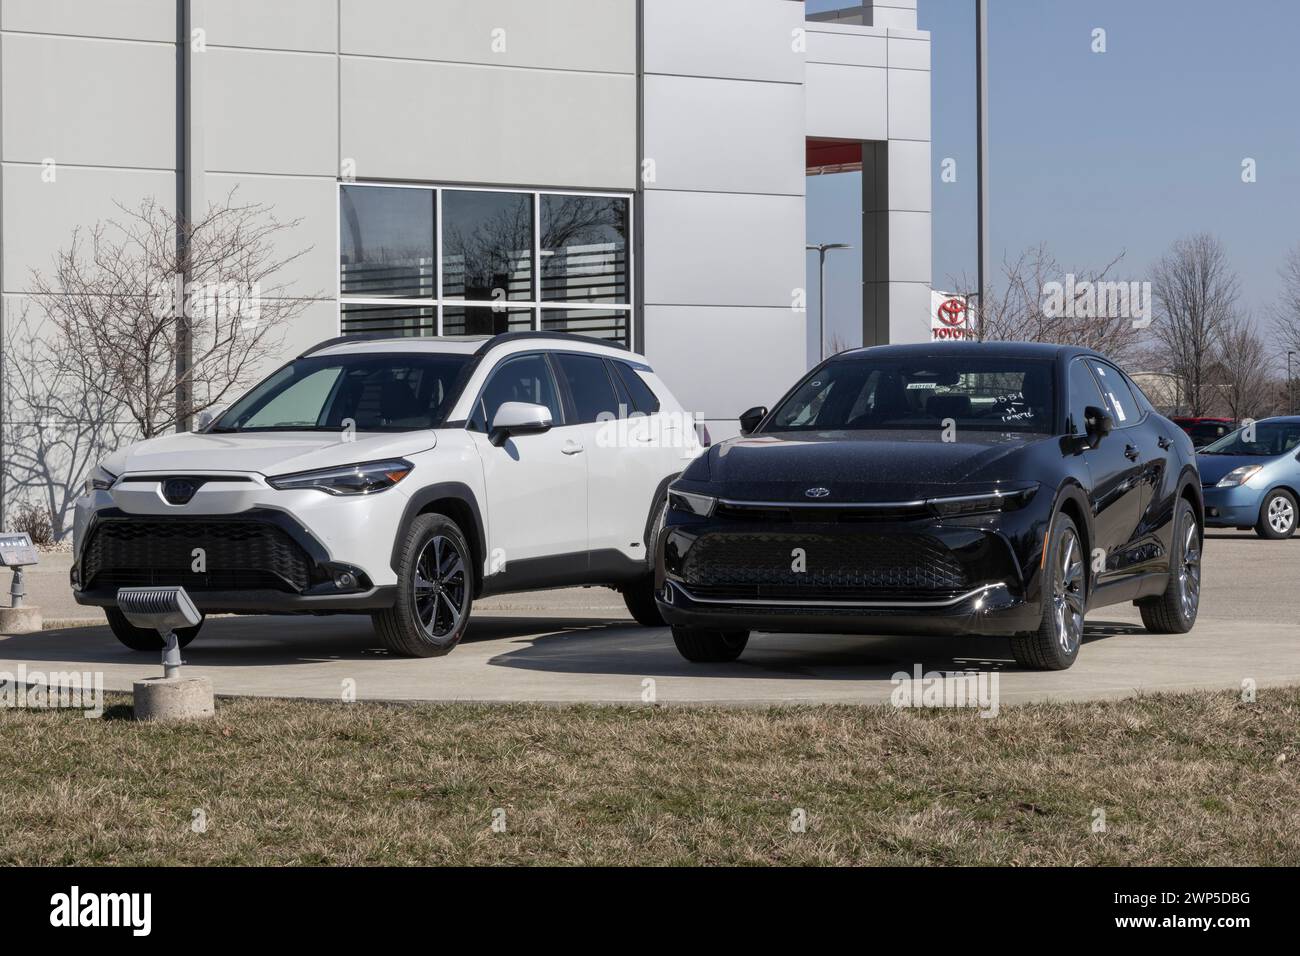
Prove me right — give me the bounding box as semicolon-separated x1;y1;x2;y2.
1201;421;1300;457
213;352;473;432
767;357;1055;433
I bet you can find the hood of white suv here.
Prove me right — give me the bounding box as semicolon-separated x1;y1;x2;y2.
102;430;438;478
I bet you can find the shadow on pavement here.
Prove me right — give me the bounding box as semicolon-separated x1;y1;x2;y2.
0;614;1143;682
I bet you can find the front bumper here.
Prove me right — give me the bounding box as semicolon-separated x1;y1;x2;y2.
658;578;1039;636
655;503;1047;638
72;473;409;614
1201;483;1262;527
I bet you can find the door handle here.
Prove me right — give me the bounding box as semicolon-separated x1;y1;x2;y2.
1157;435;1172;450
1124;444;1139;461
561;440;584;455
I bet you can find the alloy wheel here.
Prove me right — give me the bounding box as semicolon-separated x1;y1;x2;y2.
1178;519;1201;621
412;535;468;639
1053;529;1085;655
1268;495;1295;535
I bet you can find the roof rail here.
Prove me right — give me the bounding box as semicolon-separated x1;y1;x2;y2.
298;333;395;358
472;330;629;356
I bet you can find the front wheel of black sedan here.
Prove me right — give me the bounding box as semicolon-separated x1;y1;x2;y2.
1010;513;1086;670
1138;498;1201;634
670;626;749;663
373;513;473;658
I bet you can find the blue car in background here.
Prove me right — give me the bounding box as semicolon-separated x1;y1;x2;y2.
1199;417;1300;539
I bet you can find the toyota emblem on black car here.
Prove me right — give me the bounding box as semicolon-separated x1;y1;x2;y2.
805;487;831;498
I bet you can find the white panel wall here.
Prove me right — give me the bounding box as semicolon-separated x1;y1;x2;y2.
202;0;338;53
1;33;175;168
340;58;635;189
0;0;175;42
340;0;634;73
640;0;808;423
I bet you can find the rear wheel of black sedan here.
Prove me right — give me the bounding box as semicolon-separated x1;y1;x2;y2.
671;626;749;663
105;606;203;652
1139;498;1201;634
1010;513;1085;670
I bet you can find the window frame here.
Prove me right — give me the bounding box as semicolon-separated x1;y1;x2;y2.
338;181;634;347
465;350;568;434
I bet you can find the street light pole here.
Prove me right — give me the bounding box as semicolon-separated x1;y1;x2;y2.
806;242;852;361
976;0;990;328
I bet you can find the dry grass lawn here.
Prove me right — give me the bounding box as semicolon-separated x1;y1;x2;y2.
1;688;1298;865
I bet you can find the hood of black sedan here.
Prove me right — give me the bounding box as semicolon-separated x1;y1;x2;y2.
700;429;1050;501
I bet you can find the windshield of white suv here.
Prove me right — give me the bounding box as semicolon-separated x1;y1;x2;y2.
212;352;474;432
767;356;1056;433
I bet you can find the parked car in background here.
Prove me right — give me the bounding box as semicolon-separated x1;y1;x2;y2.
1199;417;1300;538
1172;416;1236;449
657;343;1203;671
73;332;698;656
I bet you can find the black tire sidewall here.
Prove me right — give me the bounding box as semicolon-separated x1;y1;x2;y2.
396;514;474;652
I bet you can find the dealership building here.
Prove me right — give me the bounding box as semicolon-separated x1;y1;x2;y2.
1;0;930;452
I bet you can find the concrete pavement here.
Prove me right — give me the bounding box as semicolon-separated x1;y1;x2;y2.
2;530;1297;707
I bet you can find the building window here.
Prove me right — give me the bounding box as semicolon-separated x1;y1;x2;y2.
339;183;632;345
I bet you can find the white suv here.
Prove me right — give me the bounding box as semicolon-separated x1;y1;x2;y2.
72;332;700;657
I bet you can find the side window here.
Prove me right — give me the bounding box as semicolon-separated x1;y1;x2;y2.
554;352;619;425
1087;360;1140;428
611;362;661;414
1068;360;1106;436
470;353;563;432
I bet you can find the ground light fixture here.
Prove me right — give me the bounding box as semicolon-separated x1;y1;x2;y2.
117;586;214;721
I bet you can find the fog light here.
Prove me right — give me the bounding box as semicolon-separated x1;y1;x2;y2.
334;571;357;590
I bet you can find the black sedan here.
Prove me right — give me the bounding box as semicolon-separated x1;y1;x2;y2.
656;343;1203;670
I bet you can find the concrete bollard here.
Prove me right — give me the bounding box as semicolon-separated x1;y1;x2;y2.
0;605;42;634
133;675;215;722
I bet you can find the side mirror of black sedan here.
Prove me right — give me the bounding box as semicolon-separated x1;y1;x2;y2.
738;406;768;436
1084;404;1114;447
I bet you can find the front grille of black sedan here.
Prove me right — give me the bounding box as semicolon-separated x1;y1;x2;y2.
712;501;933;523
679;531;969;601
81;518;313;593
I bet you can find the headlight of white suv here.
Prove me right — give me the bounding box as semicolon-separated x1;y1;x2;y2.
1216;465;1262;488
82;465;117;497
267;459;413;495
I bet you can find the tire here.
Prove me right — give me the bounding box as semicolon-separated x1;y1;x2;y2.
670;626;749;663
1010;513;1086;670
1139;498;1202;634
105;606;202;652
1254;489;1297;540
372;513;474;658
621;497;667;627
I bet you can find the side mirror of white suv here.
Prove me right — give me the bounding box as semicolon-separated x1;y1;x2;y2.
490;401;553;446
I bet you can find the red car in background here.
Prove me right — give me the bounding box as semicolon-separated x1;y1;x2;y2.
1172;416;1236;448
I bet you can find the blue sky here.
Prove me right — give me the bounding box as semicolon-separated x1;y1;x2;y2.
805;0;1300;351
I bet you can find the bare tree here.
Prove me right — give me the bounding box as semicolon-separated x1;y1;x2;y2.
29;191;316;438
2;302;130;538
1214;313;1277;421
949;244;1146;364
1150;233;1239;417
1274;243;1300;411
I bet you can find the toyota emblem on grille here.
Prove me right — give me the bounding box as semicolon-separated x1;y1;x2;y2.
805;487;831;499
162;478;198;505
